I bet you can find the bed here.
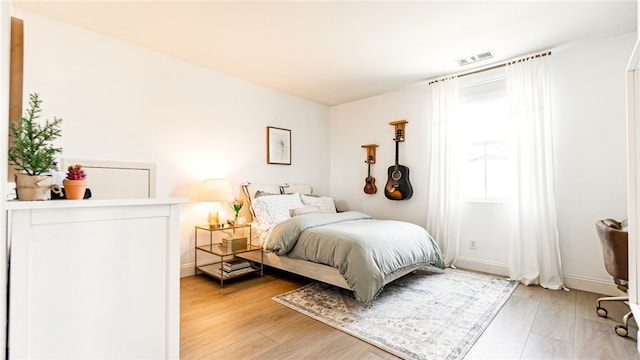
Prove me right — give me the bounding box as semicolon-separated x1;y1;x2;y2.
238;183;445;305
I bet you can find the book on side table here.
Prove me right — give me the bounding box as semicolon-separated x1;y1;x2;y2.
221;258;253;277
221;266;255;278
223;258;251;271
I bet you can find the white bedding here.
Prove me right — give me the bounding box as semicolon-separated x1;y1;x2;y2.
263;211;445;304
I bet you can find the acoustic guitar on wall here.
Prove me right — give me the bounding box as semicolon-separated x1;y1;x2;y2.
385;129;413;200
364;155;377;194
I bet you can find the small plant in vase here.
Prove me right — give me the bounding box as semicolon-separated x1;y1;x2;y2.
63;164;87;199
8;93;63;200
231;199;244;225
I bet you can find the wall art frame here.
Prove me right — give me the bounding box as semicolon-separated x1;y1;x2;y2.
267;126;291;165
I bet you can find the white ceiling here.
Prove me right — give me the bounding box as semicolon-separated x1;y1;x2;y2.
11;1;638;106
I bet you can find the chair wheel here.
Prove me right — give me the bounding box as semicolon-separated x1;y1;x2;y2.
597;307;608;317
615;324;628;337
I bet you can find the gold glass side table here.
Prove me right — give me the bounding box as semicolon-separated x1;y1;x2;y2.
194;224;263;287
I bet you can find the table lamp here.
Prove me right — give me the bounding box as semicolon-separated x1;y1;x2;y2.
199;178;234;228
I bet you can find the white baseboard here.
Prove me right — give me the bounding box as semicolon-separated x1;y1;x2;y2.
562;274;619;297
181;256;620;296
454;257;509;277
181;263;195;278
454;257;619;296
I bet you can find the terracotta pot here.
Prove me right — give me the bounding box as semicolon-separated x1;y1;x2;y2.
15;173;52;201
63;179;87;200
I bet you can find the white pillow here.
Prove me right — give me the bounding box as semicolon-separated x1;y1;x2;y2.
251;193;305;226
290;205;321;217
300;194;337;214
281;183;313;195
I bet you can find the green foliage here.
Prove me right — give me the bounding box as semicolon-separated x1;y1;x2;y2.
8;93;63;175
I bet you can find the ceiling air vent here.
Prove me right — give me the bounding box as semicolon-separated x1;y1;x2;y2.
456;51;493;66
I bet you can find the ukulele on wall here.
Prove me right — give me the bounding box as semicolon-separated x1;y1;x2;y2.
385;122;413;200
364;155;377;194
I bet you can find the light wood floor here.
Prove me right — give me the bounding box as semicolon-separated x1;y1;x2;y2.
181;269;640;359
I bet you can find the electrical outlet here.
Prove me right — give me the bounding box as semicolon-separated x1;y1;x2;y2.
469;239;477;250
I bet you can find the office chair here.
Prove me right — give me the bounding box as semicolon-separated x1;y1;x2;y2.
595;218;634;337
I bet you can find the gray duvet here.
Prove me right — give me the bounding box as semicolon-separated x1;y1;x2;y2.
264;211;445;305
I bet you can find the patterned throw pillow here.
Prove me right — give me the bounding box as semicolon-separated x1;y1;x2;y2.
251;193;305;226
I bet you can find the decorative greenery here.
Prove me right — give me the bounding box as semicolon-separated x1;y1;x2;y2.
66;164;86;180
231;199;244;219
8;93;63;175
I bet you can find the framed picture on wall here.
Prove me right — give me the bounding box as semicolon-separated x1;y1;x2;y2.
267;126;291;165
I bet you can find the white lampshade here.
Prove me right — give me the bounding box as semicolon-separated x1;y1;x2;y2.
199;178;234;202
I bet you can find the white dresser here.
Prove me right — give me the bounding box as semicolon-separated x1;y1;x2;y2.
6;198;185;359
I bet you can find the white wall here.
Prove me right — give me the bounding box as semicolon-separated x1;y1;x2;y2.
13;9;330;274
329;85;430;225
552;32;635;291
330;31;636;294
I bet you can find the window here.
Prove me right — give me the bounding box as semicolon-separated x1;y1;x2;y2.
458;76;510;200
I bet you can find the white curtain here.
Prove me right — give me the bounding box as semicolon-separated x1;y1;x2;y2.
426;78;461;266
505;57;564;289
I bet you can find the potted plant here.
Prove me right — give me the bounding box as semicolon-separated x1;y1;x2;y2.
63;164;87;200
8;93;62;200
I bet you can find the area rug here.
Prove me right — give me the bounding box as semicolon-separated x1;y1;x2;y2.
272;268;517;360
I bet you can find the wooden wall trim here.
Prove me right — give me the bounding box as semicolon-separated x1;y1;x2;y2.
8;16;23;181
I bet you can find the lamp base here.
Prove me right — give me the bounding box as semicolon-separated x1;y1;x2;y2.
207;210;219;227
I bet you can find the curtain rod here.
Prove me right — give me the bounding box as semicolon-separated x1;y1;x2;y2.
427;51;551;85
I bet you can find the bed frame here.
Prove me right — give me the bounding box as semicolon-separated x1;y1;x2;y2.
239;250;424;290
239;251;350;288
